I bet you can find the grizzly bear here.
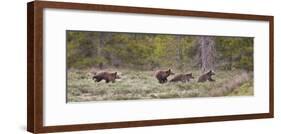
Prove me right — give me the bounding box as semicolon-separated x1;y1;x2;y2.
155;69;175;83
170;73;194;83
92;72;120;83
197;70;215;82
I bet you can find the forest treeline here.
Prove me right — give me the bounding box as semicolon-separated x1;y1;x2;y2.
66;31;253;71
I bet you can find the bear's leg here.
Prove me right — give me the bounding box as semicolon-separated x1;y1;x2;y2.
95;78;102;82
163;78;168;83
208;77;215;82
197;78;204;82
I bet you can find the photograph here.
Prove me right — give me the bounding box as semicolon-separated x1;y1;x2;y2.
66;30;254;102
26;1;274;133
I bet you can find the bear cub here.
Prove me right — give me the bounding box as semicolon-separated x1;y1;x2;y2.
197;70;215;82
92;72;120;83
155;69;175;84
170;73;194;83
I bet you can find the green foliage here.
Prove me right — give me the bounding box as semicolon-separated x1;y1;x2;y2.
67;31;253;71
215;37;253;71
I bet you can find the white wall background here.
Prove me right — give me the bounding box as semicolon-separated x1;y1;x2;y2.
0;0;280;133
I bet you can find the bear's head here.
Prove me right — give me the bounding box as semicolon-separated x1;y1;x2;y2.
112;72;121;79
186;73;194;79
207;70;215;76
166;69;175;75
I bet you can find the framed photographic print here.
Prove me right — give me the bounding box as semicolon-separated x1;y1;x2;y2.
27;1;274;133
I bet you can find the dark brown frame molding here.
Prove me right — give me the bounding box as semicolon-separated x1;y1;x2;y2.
27;1;274;133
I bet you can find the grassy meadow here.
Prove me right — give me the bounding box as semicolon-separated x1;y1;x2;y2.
67;68;253;102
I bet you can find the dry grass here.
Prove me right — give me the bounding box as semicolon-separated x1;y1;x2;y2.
208;72;252;96
67;69;253;102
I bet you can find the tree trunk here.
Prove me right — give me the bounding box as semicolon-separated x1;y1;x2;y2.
197;36;216;72
176;36;182;69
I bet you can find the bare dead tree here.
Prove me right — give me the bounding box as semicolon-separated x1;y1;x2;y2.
197;36;216;72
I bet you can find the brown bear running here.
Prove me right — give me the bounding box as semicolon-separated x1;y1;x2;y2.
197;70;215;82
155;69;175;84
170;73;194;83
92;72;120;83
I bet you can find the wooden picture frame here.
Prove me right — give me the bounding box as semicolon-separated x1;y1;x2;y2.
27;1;274;133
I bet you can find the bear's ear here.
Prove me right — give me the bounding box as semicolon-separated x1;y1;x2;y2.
114;72;117;75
